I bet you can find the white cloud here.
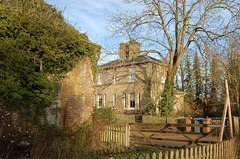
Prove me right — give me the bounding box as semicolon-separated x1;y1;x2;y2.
45;0;126;42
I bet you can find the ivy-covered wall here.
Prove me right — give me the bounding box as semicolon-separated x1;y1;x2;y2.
46;56;97;127
0;0;100;127
61;56;95;126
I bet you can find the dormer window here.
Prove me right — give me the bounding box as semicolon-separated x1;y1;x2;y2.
130;68;136;82
99;72;103;84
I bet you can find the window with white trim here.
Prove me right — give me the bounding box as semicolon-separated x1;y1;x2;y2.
99;72;103;84
161;70;166;83
103;94;106;107
123;94;126;109
130;68;136;82
113;94;116;109
130;93;135;109
138;93;141;109
98;94;102;107
113;72;116;83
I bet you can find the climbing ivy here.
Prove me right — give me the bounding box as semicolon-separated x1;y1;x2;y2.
0;0;100;122
159;75;176;116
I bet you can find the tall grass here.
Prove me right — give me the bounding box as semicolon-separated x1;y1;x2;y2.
0;107;117;159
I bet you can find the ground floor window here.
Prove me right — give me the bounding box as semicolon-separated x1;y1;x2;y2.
113;94;116;109
98;94;102;107
138;93;141;109
123;94;126;109
103;94;106;107
130;93;135;109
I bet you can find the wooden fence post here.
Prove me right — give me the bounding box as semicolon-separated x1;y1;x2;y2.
125;123;130;147
202;118;211;133
233;116;239;137
218;96;228;142
219;79;233;142
185;117;192;132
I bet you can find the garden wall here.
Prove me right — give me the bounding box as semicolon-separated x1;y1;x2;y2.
142;115;178;123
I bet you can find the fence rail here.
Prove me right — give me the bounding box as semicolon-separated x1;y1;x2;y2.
127;137;238;159
99;117;239;158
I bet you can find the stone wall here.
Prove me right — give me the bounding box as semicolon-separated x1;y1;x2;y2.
95;61;167;112
173;90;185;116
95;62;154;111
119;39;141;60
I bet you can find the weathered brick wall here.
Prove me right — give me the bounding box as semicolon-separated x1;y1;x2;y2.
60;56;94;127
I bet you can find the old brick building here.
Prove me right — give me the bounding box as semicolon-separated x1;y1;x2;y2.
47;56;96;127
94;39;185;115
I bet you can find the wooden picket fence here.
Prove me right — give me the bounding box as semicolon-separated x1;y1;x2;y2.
100;124;130;147
131;137;238;159
98;135;238;158
99;119;239;158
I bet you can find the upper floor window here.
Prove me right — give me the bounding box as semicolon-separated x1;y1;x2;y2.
161;70;166;83
99;72;103;84
130;93;135;109
130;68;136;82
113;71;116;83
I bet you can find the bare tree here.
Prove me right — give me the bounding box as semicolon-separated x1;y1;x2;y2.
108;0;240;81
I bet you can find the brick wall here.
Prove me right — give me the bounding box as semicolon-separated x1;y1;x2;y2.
59;56;94;127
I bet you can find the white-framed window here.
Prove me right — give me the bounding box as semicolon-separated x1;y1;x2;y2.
123;94;126;110
138;93;141;109
103;94;106;107
130;68;136;82
113;94;116;109
99;72;103;84
98;94;102;107
161;70;166;83
113;72;116;83
130;93;135;109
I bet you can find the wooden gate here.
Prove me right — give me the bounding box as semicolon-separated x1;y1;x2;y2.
129;122;221;150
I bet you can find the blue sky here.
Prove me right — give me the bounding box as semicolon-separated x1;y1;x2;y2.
45;0;130;44
45;0;133;63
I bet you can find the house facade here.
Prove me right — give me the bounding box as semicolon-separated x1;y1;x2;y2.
94;39;184;115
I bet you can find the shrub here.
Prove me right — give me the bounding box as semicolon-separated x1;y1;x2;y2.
93;107;117;125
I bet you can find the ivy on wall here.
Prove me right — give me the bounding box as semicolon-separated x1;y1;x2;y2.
0;0;100;122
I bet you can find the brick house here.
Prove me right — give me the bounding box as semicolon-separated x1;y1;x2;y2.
94;39;185;115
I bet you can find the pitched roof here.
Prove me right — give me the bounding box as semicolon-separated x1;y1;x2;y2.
98;55;167;69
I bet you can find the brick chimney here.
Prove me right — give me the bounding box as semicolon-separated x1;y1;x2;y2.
120;39;141;60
